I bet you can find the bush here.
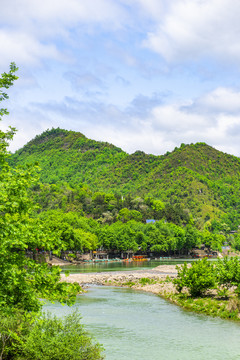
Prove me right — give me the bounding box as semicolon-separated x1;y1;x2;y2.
174;258;216;297
0;310;33;360
22;311;104;360
0;310;104;360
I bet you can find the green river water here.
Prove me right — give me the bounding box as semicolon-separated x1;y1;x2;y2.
61;259;197;273
45;285;240;360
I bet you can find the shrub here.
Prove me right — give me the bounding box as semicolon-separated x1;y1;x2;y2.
22;311;104;360
0;310;104;360
174;258;216;297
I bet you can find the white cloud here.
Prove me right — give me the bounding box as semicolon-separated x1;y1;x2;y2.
97;87;240;156
123;0;164;18
2;0;240;70
151;105;210;132
1;0;125;27
0;0;128;69
144;0;240;63
145;87;240;155
0;30;62;67
3;0;239;71
6;87;240;157
191;87;240;114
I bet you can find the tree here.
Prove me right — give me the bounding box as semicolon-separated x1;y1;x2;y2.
0;63;18;160
0;64;80;313
184;224;201;252
174;258;215;297
117;208;142;223
215;257;240;295
151;199;165;219
0;64;104;359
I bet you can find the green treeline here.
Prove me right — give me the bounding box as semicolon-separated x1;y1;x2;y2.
37;209;225;255
29;182;240;254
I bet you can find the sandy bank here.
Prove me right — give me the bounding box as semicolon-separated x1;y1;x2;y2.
61;265;178;296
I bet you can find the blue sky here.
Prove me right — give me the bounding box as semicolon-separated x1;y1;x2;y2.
2;0;240;156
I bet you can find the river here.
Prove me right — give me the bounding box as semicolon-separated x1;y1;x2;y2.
61;259;197;273
45;285;240;360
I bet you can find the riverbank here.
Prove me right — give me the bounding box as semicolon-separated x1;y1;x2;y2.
61;265;178;295
61;264;240;321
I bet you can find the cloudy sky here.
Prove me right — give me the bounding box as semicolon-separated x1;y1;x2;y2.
2;0;240;156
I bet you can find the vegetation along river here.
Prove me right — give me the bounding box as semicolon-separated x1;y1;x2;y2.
45;286;240;360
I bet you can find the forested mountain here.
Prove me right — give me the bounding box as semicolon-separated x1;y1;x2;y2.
11;128;240;229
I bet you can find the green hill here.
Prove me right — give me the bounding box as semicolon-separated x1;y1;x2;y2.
12;128;127;186
11;128;240;229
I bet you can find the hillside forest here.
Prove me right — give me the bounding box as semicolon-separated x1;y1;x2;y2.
9;126;240;256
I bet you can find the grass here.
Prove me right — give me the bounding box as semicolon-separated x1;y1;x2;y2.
122;280;136;287
165;292;240;321
139;277;157;286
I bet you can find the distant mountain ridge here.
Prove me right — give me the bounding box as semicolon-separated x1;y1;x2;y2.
11;128;240;228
